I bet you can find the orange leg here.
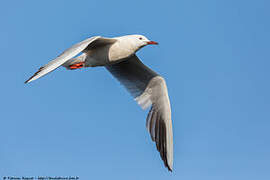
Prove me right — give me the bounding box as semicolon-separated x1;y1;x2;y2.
69;62;84;70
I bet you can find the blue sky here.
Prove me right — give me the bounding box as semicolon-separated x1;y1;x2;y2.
0;0;269;179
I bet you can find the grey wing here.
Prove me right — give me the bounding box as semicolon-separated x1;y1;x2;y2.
25;36;117;83
106;55;173;171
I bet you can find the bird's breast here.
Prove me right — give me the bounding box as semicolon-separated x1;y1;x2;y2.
108;42;134;61
84;41;135;67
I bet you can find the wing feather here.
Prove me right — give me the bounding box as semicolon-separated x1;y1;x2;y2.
25;36;116;83
106;55;173;171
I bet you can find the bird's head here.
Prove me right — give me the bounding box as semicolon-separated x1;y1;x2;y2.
120;34;158;52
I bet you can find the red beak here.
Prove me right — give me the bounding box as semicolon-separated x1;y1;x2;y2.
147;41;158;45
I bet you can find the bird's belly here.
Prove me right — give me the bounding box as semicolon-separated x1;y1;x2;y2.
84;56;126;67
84;44;133;67
84;56;107;67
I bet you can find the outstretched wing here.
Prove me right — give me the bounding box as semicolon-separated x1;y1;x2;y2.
25;36;117;83
105;55;173;171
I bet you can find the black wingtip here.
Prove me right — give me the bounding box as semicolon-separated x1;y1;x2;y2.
24;77;32;84
164;160;173;172
24;66;44;84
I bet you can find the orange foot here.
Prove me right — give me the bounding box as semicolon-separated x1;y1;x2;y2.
69;62;84;70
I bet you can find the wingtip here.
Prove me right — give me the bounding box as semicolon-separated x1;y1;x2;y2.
165;160;173;172
24;79;29;84
24;77;33;84
25;66;44;84
167;166;173;172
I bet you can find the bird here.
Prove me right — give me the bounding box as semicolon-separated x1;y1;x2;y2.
25;34;173;171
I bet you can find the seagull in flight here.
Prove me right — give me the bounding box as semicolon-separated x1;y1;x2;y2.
25;34;174;171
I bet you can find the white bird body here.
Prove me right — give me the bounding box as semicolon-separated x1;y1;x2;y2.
67;35;150;68
25;34;174;171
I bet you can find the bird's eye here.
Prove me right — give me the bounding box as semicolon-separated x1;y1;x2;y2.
139;37;143;40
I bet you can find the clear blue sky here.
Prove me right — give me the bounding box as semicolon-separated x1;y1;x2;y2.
0;0;269;179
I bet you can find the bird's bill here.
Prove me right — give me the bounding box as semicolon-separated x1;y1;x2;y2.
147;41;158;45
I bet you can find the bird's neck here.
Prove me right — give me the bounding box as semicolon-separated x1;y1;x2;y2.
108;39;138;61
